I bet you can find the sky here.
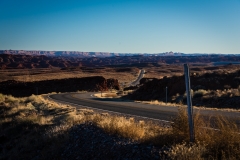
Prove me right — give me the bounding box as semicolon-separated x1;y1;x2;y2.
0;0;240;54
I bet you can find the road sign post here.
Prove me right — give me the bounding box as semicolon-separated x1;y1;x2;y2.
184;64;195;143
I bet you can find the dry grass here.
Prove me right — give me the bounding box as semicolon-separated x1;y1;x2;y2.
135;100;181;107
167;142;206;160
53;104;240;159
136;99;240;112
0;94;75;159
62;108;164;142
1;64;239;85
94;92;119;98
1;94;240;159
167;107;240;159
0;68;137;85
191;87;240;98
104;93;118;98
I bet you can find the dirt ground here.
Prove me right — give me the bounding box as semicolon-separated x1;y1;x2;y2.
1;64;239;85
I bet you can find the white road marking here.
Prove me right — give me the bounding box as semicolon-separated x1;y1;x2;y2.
47;94;173;124
48;94;240;133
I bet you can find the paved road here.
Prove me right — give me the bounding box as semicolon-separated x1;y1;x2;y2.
49;92;240;122
129;69;145;86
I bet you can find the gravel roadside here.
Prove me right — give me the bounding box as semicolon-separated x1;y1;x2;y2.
61;123;169;160
48;96;172;159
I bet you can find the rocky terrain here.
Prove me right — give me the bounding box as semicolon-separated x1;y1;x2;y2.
1;51;240;159
1;52;240;69
0;54;82;69
1;52;240;109
0;50;117;57
0;50;226;57
0;77;119;97
127;69;240;109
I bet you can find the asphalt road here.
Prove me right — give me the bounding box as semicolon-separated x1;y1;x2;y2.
49;92;240;122
129;69;145;86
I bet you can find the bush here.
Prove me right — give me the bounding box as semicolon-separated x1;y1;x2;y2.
193;89;208;98
167;142;206;160
0;93;5;102
171;108;240;159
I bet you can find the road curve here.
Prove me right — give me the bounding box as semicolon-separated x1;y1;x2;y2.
50;92;177;121
49;92;240;122
129;69;145;86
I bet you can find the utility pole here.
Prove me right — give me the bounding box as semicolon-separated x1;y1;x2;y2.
184;64;195;143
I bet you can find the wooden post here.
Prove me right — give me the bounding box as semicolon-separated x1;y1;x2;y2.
184;64;195;143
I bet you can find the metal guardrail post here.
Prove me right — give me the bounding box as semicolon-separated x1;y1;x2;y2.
184;64;195;143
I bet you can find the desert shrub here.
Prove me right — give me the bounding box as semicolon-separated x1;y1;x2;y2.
216;88;240;97
44;124;71;139
193;89;209;98
4;95;19;104
171;108;240;159
205;115;240;159
0;93;5;102
230;88;240;96
224;85;231;89
104;93;118;98
170;108;206;142
180;86;240;101
167;142;206;160
93;115;146;140
61;110;150;141
24;94;39;103
171;108;190;142
183;89;194;98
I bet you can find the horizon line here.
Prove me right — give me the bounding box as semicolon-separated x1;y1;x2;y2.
1;49;240;54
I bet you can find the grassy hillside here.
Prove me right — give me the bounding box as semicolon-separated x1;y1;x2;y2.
0;94;240;159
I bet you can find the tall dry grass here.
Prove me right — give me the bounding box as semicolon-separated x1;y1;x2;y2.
194;87;240;98
0;94;74;159
94;92;119;98
64;105;240;159
168;107;240;160
1;94;240;159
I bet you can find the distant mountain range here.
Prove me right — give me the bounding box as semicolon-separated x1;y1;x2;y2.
1;50;238;57
1;51;240;69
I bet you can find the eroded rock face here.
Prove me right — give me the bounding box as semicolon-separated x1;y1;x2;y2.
0;54;83;69
0;76;120;97
127;70;240;109
1;52;240;69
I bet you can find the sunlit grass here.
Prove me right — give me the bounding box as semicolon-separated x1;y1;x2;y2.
1;94;240;159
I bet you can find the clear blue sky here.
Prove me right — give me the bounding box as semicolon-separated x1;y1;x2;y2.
0;0;240;53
